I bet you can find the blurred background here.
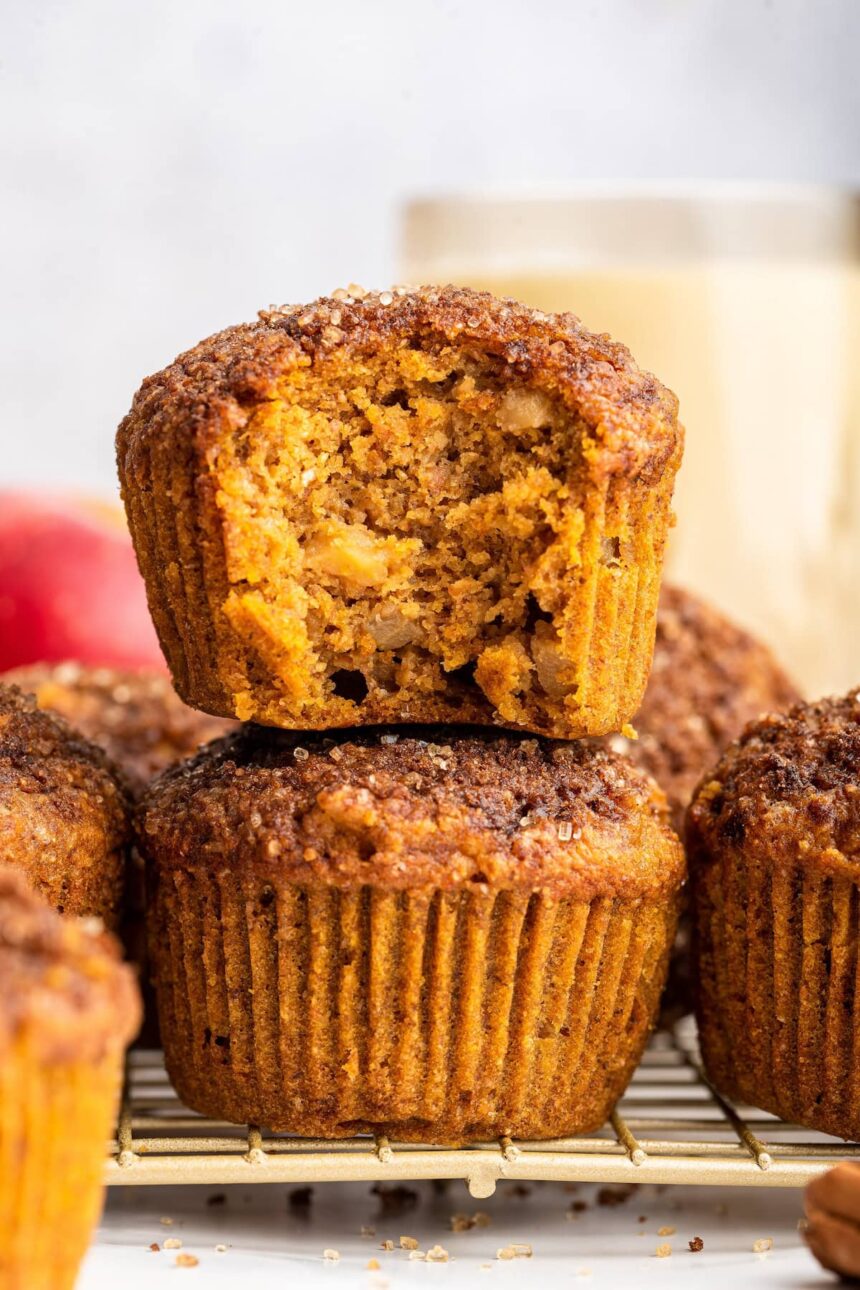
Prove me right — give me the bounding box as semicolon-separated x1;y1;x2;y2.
2;0;859;689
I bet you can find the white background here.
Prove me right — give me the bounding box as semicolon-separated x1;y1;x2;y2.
2;0;859;497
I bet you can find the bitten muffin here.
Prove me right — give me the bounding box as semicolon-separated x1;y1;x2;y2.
600;584;801;832
689;691;860;1139
0;868;140;1290
3;661;235;797
118;285;683;738
139;726;685;1142
0;683;130;926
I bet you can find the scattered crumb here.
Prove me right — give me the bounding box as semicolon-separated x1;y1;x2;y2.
637;1215;647;1223
427;1245;450;1263
567;1200;588;1216
597;1185;636;1207
361;1225;376;1237
510;1184;532;1198
655;1244;672;1258
215;1244;228;1254
481;1264;493;1272
689;1236;704;1253
400;1236;419;1250
206;1193;226;1207
451;1210;492;1232
176;1254;199;1268
372;1183;419;1215
497;1244;532;1260
562;1183;580;1194
380;1239;395;1252
163;1238;182;1250
408;1249;426;1261
149;1243;160;1253
658;1226;676;1237
367;1258;381;1271
323;1248;341;1262
753;1238;773;1255
160;1217;174;1227
289;1186;314;1211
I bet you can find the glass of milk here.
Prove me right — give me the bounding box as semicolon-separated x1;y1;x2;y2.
400;186;860;696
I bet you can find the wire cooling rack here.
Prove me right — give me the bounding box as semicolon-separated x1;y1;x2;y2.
105;1024;859;1197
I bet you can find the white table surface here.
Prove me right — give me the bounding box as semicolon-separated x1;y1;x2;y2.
80;1178;833;1288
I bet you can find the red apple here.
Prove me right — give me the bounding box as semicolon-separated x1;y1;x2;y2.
0;491;165;671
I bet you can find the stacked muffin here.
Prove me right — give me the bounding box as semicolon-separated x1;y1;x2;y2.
119;285;687;1142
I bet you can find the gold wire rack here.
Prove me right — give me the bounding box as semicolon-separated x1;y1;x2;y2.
106;1024;858;1197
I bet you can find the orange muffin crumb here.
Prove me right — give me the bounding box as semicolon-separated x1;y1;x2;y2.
118;285;682;738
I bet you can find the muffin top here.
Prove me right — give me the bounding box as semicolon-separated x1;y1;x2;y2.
118;284;681;485
687;691;860;871
139;727;685;900
3;661;235;797
601;584;800;831
0;683;131;918
0;867;140;1062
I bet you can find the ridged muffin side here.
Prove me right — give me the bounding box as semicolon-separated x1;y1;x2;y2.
139;728;684;1142
117;285;682;739
689;692;860;1138
0;869;140;1290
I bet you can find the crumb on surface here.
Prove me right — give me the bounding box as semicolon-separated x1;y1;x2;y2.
753;1237;773;1255
323;1248;341;1261
176;1253;199;1268
655;1243;672;1258
689;1236;704;1253
657;1225;676;1236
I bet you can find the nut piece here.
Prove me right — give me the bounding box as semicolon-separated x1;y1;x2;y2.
497;389;554;434
306;522;392;587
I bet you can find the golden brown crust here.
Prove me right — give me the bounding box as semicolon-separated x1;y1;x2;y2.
3;661;235;797
0;683;131;926
688;691;860;874
120;285;680;484
600;584;801;830
0;867;140;1062
139;726;685;902
117;285;682;738
689;691;860;1139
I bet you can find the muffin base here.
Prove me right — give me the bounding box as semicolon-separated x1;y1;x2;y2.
695;852;860;1140
0;1031;122;1290
153;871;679;1142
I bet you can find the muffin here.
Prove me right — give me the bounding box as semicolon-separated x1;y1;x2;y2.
3;661;235;797
601;584;801;832
0;684;130;926
689;691;860;1139
138;726;685;1142
118;285;683;738
0;867;140;1290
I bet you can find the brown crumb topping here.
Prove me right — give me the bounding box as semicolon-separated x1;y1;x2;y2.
139;726;683;901
0;683;131;925
0;867;140;1062
3;661;235;796
688;691;860;870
